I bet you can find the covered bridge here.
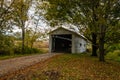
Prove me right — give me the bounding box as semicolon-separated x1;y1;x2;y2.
49;27;87;53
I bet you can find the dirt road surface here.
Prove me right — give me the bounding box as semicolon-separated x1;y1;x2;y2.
0;53;58;78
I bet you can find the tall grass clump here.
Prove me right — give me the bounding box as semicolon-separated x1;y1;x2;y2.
105;50;120;62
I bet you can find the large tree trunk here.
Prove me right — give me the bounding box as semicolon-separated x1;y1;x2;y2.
99;36;105;61
99;26;105;62
21;25;25;53
91;33;98;56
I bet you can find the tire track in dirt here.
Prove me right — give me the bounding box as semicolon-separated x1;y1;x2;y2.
0;53;60;78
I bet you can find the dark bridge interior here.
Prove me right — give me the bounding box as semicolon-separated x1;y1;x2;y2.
52;34;72;53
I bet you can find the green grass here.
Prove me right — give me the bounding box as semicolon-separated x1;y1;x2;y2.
29;54;120;80
0;55;21;60
0;48;48;60
0;53;42;60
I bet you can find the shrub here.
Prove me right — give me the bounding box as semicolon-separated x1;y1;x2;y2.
105;50;120;61
14;45;42;54
107;44;120;52
14;46;21;54
0;35;15;56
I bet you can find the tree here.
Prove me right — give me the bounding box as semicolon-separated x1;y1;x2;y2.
12;0;32;53
96;0;120;61
41;0;120;61
77;0;120;61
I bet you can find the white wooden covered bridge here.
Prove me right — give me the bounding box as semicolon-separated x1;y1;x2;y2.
49;27;87;53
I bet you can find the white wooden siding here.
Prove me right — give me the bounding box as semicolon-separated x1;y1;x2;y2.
74;35;86;53
49;28;87;53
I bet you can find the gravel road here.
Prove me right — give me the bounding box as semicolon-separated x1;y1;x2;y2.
0;53;58;78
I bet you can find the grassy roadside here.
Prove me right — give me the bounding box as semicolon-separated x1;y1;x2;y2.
0;53;44;60
0;54;36;60
33;54;120;80
0;47;48;60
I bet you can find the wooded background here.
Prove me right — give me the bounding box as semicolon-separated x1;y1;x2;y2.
0;0;120;62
